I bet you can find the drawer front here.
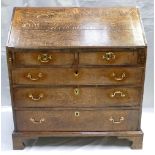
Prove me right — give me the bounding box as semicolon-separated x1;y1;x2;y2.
13;87;141;107
12;67;144;85
15;109;139;131
79;51;138;65
14;51;74;66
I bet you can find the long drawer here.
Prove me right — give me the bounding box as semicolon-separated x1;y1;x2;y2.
15;109;140;131
12;67;144;85
13;87;141;107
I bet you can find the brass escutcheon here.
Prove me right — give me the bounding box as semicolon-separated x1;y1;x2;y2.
75;111;80;117
74;71;79;77
74;88;79;95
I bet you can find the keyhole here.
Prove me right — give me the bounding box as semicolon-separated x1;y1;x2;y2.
74;71;79;77
75;111;80;117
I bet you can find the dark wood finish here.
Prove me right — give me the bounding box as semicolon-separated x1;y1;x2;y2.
6;7;146;149
12;67;144;85
13;87;141;107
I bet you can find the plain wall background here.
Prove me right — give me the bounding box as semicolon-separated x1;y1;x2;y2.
1;0;154;108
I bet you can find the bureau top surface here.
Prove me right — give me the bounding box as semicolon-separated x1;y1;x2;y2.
7;7;147;49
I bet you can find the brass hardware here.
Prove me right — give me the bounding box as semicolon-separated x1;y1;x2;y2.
110;91;126;98
103;52;115;61
109;117;124;124
112;72;126;81
74;88;79;95
38;53;52;63
26;73;43;81
75;111;80;117
28;93;44;101
30;118;45;124
8;58;12;62
74;71;79;77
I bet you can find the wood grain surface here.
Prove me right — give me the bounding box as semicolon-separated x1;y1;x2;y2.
6;7;146;149
7;7;147;48
13;86;141;108
15;109;140;131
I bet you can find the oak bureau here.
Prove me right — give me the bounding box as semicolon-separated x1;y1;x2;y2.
6;7;147;149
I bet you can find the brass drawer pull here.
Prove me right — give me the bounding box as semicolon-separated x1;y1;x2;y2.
30;118;45;124
28;93;44;101
74;88;79;95
112;72;126;81
38;53;52;63
110;91;126;98
75;111;80;117
109;117;124;124
103;52;115;61
26;73;43;81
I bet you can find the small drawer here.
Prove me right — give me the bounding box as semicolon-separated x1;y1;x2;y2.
79;50;139;65
14;50;74;66
13;87;141;108
15;109;140;131
12;67;144;85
